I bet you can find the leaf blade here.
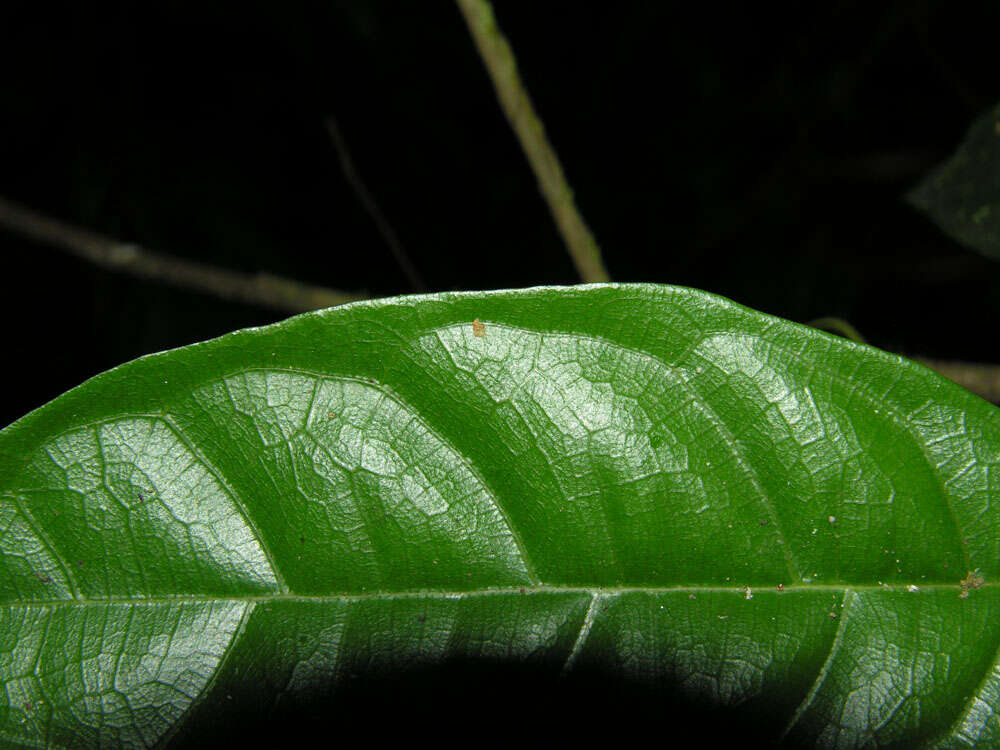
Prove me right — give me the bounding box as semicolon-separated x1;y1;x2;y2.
2;284;1000;747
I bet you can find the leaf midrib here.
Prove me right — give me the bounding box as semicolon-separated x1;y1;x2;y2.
4;581;984;608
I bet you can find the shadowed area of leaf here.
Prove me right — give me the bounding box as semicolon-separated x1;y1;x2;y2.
172;659;785;748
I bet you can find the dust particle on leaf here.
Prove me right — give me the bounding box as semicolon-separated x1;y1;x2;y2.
472;319;486;337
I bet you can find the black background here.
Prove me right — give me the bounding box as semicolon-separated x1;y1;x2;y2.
3;2;999;744
3;1;1000;430
3;2;1000;429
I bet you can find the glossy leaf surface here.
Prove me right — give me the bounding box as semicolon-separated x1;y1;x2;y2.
909;101;1000;260
2;284;1000;748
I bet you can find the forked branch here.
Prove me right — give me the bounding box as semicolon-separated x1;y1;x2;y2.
455;0;611;283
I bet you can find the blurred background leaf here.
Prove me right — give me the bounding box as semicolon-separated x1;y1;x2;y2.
908;101;1000;261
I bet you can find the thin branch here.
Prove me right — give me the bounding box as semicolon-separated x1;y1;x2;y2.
324;115;427;292
808;317;1000;403
455;0;610;283
0;195;364;313
916;358;1000;404
5;200;998;403
808;316;868;344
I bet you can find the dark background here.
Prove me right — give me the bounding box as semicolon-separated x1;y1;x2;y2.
2;2;999;743
3;2;1000;429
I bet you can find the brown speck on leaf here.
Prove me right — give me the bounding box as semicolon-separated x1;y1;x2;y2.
328;413;336;419
417;615;426;623
960;569;985;599
777;583;785;592
472;319;486;338
759;519;768;526
519;587;525;594
35;572;52;583
76;561;84;567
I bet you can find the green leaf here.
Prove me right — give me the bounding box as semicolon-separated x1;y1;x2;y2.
908;101;1000;260
2;283;1000;747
